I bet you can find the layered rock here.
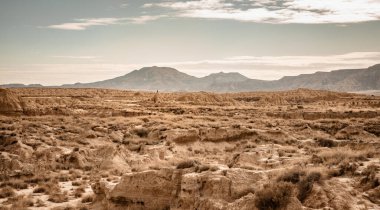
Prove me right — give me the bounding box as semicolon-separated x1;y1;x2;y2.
107;169;181;210
93;168;277;210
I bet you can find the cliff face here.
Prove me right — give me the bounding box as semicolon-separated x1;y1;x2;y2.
92;168;271;210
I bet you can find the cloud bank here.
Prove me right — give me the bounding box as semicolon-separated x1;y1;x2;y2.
145;0;380;24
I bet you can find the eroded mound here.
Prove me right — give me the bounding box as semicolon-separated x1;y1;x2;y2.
176;92;237;105
0;89;22;114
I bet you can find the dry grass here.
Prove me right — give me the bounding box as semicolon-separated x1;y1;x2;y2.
0;186;15;198
176;160;199;169
316;138;336;147
73;186;86;198
33;181;60;195
3;195;34;209
297;172;322;202
276;168;306;184
254;182;293;210
81;195;95;203
275;168;323;203
317;147;372;165
0;180;28;190
48;192;69;203
359;164;380;191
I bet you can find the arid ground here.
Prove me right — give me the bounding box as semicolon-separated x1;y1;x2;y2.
0;88;379;210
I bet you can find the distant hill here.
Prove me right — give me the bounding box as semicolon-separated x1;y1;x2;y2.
1;64;380;92
67;66;198;91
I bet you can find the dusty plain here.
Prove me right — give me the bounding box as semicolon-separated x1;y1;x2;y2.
0;88;379;210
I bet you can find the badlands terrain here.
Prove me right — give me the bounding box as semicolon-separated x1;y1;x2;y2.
0;87;379;210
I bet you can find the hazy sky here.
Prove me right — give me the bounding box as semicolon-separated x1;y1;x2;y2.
1;0;380;85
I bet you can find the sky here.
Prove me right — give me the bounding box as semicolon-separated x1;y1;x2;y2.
1;0;380;85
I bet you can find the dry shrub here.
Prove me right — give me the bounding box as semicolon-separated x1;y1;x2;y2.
0;180;28;190
33;186;47;193
33;181;60;195
297;179;313;202
81;195;95;203
69;169;82;178
176;160;198;169
276;169;322;203
318;147;368;165
254;182;293;210
277;168;305;184
310;154;323;164
6;195;34;209
297;171;322;202
57;174;70;182
74;186;86;198
316;138;336;148
48;192;68;203
24;174;51;184
72;181;82;186
133;126;149;138
0;186;15;198
330;160;358;177
359;164;379;191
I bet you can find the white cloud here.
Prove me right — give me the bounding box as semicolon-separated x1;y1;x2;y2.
127;15;166;24
46;18;125;30
146;0;380;24
45;15;165;30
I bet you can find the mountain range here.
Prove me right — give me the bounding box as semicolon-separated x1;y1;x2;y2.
2;64;380;92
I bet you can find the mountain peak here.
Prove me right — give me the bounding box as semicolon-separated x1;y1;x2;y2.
202;71;249;83
4;64;379;92
210;71;244;76
138;66;180;73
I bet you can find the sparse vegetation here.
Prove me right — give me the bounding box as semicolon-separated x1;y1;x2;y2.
48;192;69;203
5;195;34;209
297;172;322;202
254;182;293;210
81;195;95;203
0;186;15;198
0;88;378;209
277;168;305;184
0;180;28;189
316;138;336;147
176;160;198;169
